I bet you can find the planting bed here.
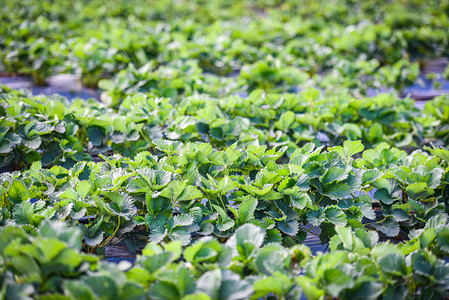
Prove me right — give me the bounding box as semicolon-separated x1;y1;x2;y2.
1;0;449;299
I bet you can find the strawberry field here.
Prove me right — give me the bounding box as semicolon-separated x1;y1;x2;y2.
1;0;449;299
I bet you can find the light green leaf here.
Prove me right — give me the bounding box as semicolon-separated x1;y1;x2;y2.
196;269;222;300
343;140;364;158
378;253;407;276
76;181;91;200
436;227;449;253
237;197;258;225
321;168;347;185
406;182;432;199
148;281;180;300
172;214;194;227
8;180;30;204
325;206;347;226
275;111;295;132
59;188;79;201
227;223;265;259
253;273;293;298
335;225;353;250
178;186;203;202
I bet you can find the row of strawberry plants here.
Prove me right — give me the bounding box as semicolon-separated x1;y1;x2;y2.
1;140;448;254
1;0;447;93
2;219;449;299
2;86;449;170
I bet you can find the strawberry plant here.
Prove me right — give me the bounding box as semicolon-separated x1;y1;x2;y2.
2;220;449;299
1;1;449;299
2;88;449;171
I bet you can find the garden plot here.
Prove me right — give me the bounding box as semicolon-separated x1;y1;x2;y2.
1;0;449;299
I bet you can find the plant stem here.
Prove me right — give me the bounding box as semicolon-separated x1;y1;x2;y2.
218;194;227;212
299;226;319;236
99;216;121;247
316;194;324;206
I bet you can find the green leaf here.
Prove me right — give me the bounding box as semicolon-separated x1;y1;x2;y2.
297;277;325;300
307;208;325;227
354;228;379;248
84;276;119;299
59;188;79;201
223;143;240;166
148;281;180;300
149;227;168;244
36;238;67;262
76;181;91;200
290;192;312;210
219;270;253;300
10;255;40;276
436;227;449;253
8;180;30;204
4;283;36;300
362;170;381;185
153;139;183;155
359;202;376;220
196;269;222;300
323;269;353;297
321;168;347;185
227;223;265;260
412;251;433;277
152;170;172;189
213;204;235;232
65;281;95;300
333;140;365;159
120;282;146;300
266;229;283;244
253;273;293;298
425;214;448;229
106;192;136;219
172;214;194;227
87;127;105;147
325;206;347;226
112;118;127;133
343;281;384;300
278;220;299;236
142;251;175;274
182;294;211;300
419;229;435;248
406;182;432;199
184;241;217;264
178;186;203;202
335;225;353;250
163;240;183;262
275;111;295;132
236;197;257;225
391;209;408;222
324;184;350;200
255;244;287;275
296;173;310;190
373;216;399;237
84;232;104;247
378;253;407;276
343;140;364;158
23;135;42;149
374;188;394;205
217;218;235;232
161;181;203;202
0;132;21;153
383;284;408;300
13;202;34;225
